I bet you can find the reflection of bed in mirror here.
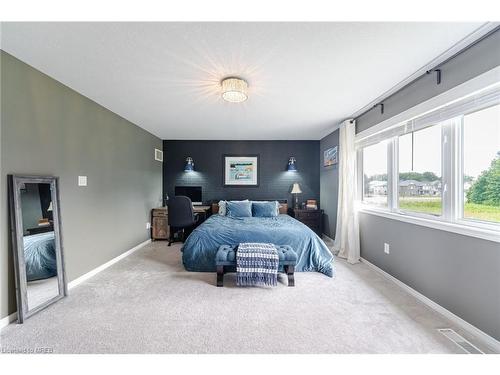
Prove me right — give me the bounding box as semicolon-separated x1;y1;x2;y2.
23;231;59;310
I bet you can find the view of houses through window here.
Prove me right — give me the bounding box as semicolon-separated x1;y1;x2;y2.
360;100;500;226
362;140;388;207
398;124;442;216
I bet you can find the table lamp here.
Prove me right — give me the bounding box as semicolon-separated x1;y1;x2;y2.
291;182;302;209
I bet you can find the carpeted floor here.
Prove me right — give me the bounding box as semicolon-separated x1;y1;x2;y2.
27;276;59;310
0;241;492;354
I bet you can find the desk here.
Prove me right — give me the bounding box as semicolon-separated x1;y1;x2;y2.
151;206;211;241
193;205;211;214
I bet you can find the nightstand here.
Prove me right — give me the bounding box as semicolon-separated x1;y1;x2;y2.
291;208;323;236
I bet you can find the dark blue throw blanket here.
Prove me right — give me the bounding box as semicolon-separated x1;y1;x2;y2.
182;214;334;277
236;243;279;287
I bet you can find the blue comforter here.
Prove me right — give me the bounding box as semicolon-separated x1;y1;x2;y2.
24;232;57;281
182;214;334;277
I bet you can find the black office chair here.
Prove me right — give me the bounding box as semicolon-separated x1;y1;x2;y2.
167;196;198;246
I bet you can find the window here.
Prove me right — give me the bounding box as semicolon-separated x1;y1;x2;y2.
356;83;500;241
362;141;388;207
398;124;442;216
462;104;500;224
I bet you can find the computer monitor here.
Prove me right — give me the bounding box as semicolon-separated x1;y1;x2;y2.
174;186;202;205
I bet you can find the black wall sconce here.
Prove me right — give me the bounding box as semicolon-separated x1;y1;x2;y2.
287;157;297;172
184;157;194;172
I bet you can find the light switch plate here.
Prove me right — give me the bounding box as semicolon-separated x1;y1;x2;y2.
384;243;390;254
78;176;87;186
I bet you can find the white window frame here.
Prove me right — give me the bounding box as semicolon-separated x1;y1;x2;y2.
355;76;500;243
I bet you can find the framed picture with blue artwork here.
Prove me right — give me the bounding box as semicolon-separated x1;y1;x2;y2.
223;154;259;187
324;146;338;167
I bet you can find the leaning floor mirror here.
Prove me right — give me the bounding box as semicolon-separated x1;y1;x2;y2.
8;175;67;323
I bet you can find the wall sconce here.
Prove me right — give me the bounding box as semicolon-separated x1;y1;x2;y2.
184;157;194;172
287;157;297;172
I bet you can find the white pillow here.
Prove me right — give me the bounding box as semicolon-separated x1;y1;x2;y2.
218;200;227;216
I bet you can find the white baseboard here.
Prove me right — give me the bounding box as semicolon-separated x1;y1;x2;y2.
0;239;151;330
68;239;150;289
321;233;335;243
360;257;500;353
0;312;17;330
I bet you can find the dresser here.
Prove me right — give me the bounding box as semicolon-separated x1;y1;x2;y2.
151;207;169;241
291;208;323;236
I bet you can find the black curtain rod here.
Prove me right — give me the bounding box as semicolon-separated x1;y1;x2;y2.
350;25;500;123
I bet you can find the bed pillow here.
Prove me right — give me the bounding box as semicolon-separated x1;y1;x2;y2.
218;200;227;216
226;200;252;218
252;201;279;217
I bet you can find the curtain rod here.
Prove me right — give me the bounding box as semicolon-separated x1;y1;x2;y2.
346;23;500;124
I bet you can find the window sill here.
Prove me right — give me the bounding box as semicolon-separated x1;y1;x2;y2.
358;207;500;243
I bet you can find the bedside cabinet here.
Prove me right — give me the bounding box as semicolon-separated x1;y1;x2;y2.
291;208;323;236
151;207;169;241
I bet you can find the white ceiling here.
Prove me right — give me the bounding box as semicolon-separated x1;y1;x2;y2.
0;22;486;140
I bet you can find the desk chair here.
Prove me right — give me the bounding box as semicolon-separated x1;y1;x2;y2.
167;196;198;246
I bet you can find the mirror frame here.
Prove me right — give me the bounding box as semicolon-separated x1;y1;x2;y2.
8;175;67;323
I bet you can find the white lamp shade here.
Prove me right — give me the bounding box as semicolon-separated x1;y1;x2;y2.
291;183;302;194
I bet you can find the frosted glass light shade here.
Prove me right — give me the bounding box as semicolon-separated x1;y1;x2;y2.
221;77;248;103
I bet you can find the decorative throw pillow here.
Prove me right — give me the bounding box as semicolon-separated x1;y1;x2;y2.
252;201;279;217
218;200;227;216
226;200;252;218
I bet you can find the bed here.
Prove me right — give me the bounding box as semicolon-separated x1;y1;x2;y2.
181;211;334;277
23;231;57;282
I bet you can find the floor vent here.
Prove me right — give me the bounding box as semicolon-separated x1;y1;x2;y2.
438;328;484;354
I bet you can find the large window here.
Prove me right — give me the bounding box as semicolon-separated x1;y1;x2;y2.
357;83;500;239
462;104;500;224
362;141;388;207
398;124;442;216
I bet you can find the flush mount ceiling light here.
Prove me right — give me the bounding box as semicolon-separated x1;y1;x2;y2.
221;77;248;103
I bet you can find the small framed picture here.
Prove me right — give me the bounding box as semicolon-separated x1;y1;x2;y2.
223;155;259;187
324;146;338;167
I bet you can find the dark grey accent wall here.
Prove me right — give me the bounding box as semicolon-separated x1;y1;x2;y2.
20;184;44;234
319;130;339;238
0;51;163;320
353;29;500;342
360;213;500;341
163;140;319;206
356;28;500;133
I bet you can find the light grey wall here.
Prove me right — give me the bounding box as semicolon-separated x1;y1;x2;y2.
359;213;500;341
320;130;339;238
354;29;500;342
356;28;500;133
0;51;163;320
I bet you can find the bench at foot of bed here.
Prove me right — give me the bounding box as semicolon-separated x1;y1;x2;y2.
215;244;297;287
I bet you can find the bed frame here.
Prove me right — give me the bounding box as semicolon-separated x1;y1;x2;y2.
210;199;288;215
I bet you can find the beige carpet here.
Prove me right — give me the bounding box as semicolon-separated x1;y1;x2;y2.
0;241;492;353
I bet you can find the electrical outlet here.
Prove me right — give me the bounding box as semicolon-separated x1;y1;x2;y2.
384;243;390;255
146;222;151;230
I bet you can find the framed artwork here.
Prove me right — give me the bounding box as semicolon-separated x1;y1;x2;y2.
223;155;259;187
324;146;338;167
